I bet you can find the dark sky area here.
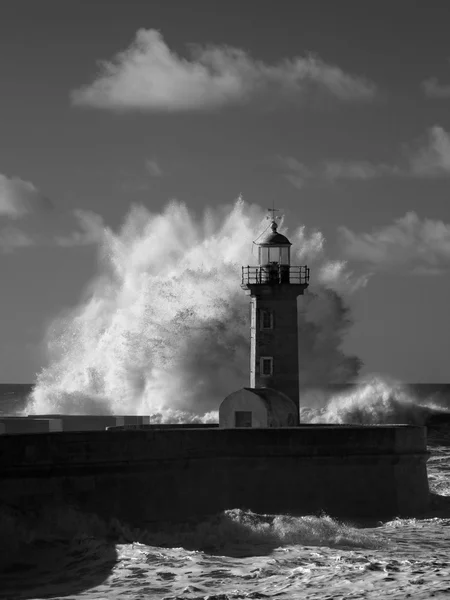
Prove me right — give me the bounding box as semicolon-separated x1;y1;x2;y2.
1;0;450;383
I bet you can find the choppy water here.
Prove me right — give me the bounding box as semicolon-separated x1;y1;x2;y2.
1;384;450;599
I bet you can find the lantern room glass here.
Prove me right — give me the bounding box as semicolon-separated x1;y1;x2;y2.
259;245;290;265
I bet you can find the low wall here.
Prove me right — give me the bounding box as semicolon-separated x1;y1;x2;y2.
0;418;62;434
0;415;151;434
29;415;151;431
0;426;429;523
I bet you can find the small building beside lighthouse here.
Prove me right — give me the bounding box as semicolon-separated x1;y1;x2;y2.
219;387;299;428
220;212;310;428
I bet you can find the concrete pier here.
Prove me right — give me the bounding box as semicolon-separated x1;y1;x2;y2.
0;425;429;523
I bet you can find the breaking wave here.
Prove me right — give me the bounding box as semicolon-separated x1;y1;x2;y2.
27;198;362;418
300;376;450;425
0;504;383;571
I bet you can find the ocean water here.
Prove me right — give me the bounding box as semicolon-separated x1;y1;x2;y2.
1;383;450;599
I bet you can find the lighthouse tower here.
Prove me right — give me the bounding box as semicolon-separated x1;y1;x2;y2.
241;211;310;407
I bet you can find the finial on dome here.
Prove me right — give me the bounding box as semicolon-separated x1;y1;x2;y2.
267;205;280;222
271;220;278;232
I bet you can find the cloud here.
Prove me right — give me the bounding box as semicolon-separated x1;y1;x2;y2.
0;172;105;253
279;156;397;188
280;126;450;187
422;76;450;99
0;209;105;254
0;174;53;218
408;126;450;176
144;158;163;177
71;29;377;112
119;159;164;193
339;212;450;275
54;210;105;247
0;226;35;253
278;157;313;189
323;161;399;180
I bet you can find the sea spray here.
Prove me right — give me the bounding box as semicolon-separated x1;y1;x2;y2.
298;288;362;387
300;376;450;425
27;198;362;418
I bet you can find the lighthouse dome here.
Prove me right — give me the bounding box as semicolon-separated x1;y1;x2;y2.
258;221;291;246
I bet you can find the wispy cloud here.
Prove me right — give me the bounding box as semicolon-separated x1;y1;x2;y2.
0;226;35;253
145;158;163;177
422;57;450;100
0;209;105;253
280;126;450;188
279;157;313;189
54;210;105;247
323;161;399;180
408;126;450;176
280;156;397;188
119;158;164;193
339;212;450;276
0;174;53;218
71;29;377;112
0;172;105;253
422;77;450;98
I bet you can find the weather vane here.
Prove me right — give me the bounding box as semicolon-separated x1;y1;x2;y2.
267;202;282;221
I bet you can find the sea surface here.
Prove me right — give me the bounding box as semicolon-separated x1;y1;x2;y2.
1;384;450;599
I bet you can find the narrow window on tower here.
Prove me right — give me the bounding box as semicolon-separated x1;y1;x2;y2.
260;309;273;330
260;356;273;377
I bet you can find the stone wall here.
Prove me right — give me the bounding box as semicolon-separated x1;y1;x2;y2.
0;426;430;524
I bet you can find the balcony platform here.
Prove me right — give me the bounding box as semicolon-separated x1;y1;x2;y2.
241;265;310;287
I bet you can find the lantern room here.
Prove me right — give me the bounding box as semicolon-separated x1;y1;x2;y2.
242;218;309;288
258;221;291;266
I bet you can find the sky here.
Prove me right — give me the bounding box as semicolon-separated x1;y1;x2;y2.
1;0;450;384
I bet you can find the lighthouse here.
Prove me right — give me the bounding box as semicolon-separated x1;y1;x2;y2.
240;210;310;407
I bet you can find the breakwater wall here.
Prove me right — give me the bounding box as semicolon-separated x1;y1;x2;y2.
0;425;429;523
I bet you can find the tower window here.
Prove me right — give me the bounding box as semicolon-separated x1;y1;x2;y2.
260;310;273;330
260;356;273;376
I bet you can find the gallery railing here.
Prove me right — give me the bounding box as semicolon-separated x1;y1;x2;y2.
241;265;310;286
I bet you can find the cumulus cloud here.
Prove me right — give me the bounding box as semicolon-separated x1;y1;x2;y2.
0;174;53;218
280;126;450;187
71;29;377;112
339;212;450;275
